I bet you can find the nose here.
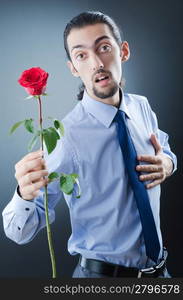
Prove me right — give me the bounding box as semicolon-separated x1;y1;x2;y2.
90;54;104;71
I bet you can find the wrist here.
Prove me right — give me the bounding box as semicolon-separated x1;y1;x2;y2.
162;154;173;177
17;186;30;201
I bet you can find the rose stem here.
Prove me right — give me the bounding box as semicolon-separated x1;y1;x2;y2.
38;95;57;278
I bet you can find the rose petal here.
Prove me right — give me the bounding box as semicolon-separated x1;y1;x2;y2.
18;67;49;96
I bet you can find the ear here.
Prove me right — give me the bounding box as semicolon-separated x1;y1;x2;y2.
67;60;80;77
120;41;130;62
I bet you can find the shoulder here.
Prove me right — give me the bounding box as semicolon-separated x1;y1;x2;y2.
124;92;151;114
124;93;149;106
123;93;157;125
45;103;83;168
61;101;86;130
56;101;87;151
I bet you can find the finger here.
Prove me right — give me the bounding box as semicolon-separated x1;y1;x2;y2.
16;158;45;179
15;150;44;170
139;172;163;182
18;154;45;169
19;170;49;187
136;164;163;172
20;179;48;196
15;158;46;180
21;192;40;200
29;160;47;172
150;133;162;155
137;155;162;164
146;179;162;189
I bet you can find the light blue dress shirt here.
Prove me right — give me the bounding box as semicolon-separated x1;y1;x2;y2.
2;89;177;269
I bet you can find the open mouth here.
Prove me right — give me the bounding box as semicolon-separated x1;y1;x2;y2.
95;75;110;83
95;75;111;87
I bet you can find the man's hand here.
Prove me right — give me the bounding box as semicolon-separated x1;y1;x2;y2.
136;134;173;189
15;149;49;200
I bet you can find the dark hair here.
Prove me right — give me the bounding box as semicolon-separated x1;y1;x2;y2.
63;11;124;100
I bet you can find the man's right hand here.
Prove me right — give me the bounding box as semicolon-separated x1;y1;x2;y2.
15;149;49;200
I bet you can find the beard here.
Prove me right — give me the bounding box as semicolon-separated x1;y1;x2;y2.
92;77;119;99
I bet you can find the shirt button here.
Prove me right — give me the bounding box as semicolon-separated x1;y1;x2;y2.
25;208;30;211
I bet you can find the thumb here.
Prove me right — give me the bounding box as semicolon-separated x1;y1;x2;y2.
150;133;162;155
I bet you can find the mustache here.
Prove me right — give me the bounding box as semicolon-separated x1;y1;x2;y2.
92;69;121;89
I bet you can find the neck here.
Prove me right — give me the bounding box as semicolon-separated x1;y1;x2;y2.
87;88;121;108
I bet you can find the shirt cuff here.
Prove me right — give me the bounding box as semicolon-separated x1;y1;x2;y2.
10;186;36;216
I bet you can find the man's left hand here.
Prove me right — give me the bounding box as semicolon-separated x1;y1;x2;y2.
136;134;173;189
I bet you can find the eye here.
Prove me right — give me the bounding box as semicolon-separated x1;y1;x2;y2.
76;53;86;61
99;44;112;53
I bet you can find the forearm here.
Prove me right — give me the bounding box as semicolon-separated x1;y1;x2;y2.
2;185;60;244
2;189;39;244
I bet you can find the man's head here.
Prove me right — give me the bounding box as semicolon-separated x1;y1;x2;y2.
64;11;130;102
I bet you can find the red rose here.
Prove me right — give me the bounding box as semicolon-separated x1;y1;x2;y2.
18;67;49;96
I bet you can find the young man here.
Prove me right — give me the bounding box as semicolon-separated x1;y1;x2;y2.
2;11;177;278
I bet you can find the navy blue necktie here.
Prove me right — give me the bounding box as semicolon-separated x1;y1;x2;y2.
114;109;160;263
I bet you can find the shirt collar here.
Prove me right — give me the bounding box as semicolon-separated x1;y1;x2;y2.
81;88;132;128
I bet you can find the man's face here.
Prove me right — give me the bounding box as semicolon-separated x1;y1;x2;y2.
67;23;129;101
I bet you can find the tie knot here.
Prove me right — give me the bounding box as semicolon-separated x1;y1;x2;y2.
113;110;126;123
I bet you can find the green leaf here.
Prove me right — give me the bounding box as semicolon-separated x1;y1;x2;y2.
42;93;48;96
59;123;64;137
9;120;24;135
60;174;74;195
50;127;60;140
27;132;39;152
54;119;64;136
43;127;60;154
24;119;34;133
48;172;59;181
48;117;64;137
70;173;78;180
54;120;60;129
58;172;81;198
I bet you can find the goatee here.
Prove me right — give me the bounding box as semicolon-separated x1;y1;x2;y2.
92;82;119;99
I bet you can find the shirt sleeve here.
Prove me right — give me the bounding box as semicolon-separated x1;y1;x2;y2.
145;99;177;174
2;136;77;244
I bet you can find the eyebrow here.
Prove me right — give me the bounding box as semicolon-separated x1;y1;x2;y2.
71;35;110;52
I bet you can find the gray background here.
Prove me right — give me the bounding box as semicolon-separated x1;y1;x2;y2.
0;0;182;277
